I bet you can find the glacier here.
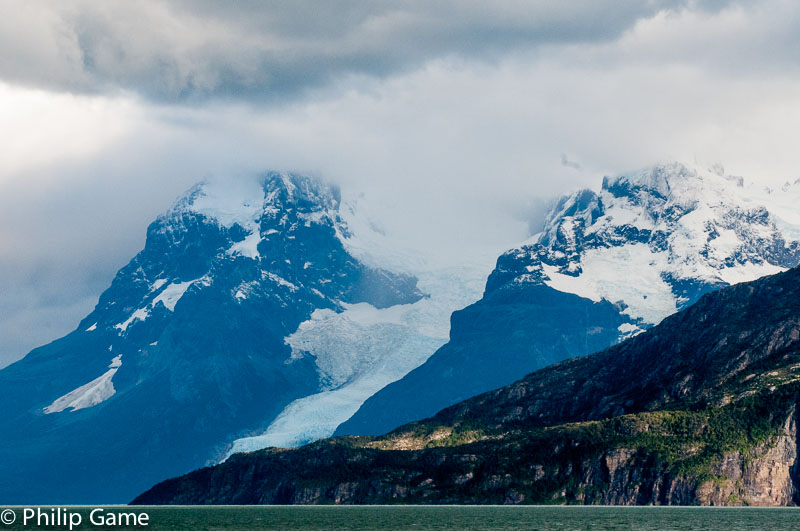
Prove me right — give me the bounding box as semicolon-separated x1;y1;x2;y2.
335;161;800;438
228;188;522;453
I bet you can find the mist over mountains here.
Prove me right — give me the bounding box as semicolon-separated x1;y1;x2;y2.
3;162;800;504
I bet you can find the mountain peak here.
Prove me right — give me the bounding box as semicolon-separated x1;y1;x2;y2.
490;162;800;327
262;172;341;213
0;169;427;503
336;162;800;442
165;172;340;233
602;161;696;199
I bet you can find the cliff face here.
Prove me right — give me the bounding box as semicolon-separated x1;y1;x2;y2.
133;391;800;506
574;409;799;507
699;412;798;506
134;267;800;506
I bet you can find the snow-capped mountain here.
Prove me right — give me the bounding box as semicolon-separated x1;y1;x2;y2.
0;172;453;503
491;162;800;331
336;162;800;437
6;162;799;503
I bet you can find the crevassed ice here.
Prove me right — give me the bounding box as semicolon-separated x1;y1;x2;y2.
227;192;526;456
227;268;481;455
44;355;122;414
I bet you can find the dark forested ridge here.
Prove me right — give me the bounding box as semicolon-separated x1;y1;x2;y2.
135;266;800;506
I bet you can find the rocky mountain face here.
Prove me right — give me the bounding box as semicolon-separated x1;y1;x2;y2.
133;265;800;506
336;162;800;437
0;173;423;504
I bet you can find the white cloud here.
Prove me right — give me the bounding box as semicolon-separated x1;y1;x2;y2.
0;83;138;178
2;1;800;365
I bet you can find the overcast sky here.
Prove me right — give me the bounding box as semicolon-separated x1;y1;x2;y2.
2;0;800;367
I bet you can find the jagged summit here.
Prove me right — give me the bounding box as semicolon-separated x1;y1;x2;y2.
85;172;419;338
489;161;800;329
165;172;341;238
601;161;702;198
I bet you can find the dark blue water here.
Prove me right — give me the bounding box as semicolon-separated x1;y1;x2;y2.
2;506;800;530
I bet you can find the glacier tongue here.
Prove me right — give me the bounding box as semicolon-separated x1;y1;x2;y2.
227;189;526;454
228;263;500;454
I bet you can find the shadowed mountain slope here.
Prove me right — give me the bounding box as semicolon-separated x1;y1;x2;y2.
135;265;800;506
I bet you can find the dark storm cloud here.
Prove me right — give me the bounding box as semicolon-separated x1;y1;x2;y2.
0;0;734;102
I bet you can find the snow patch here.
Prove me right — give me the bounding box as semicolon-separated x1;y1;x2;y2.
153;280;197;311
715;262;786;286
44;355;122;414
265;272;298;291
618;322;644;340
543;244;677;324
114;308;150;332
114;276;209;332
186;179;264;231
707;228;741;261
227;231;262;259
